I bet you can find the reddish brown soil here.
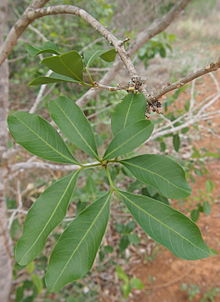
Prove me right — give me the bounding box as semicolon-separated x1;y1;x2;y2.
129;71;220;302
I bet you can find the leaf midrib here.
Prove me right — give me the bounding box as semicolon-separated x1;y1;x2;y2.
53;101;98;158
123;94;134;129
86;50;102;68
119;191;209;256
15;116;75;164
51;193;111;290
121;160;190;195
105;124;149;158
18;171;78;264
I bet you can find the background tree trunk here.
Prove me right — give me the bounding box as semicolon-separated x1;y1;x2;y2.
0;0;12;301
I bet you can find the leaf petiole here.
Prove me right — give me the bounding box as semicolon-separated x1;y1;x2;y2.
105;166;117;191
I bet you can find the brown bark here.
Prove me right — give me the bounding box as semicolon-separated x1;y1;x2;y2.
0;0;12;301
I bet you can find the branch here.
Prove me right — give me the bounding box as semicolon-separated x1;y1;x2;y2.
129;0;192;55
0;5;138;79
0;0;50;64
10;160;100;173
10;162;80;172
0;0;193;111
149;59;220;101
29;70;52;113
76;0;192;106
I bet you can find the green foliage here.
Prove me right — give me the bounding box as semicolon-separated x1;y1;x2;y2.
104;120;153;159
29;73;81;86
115;221;140;252
201;287;220;302
121;154;191;199
8;111;78;164
41;50;84;81
180;283;220;302
8;45;212;292
48;96;98;159
173;133;181;152
15;171;79;265
111;93;146;136
118;191;210;260
180;283;201;301
46;193;111;292
116;266;144;298
99;48;117;62
190;179;214;222
138;32;175;66
25;41;60;56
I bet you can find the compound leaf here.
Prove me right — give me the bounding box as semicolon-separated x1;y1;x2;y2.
111;93;146;136
7;111;77;164
46;192;111;291
42;51;83;81
103;120;153;160
120;154;191;199
119;191;211;260
49;96;98;159
100;48;117;62
15;171;79;265
173;133;180;152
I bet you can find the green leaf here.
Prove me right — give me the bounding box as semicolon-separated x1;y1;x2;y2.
29;73;81;86
191;209;200;222
116;266;129;283
84;49;104;68
128;233;140;245
120;154;191;199
103;120;153;160
26;44;42;56
100;48;117;62
173;133;180;152
160;141;166;152
118;191;211;260
48;96;98;159
26;262;35;273
111;93;146;136
7;112;77;164
41;51;83;81
130;277;144;290
26;42;59;56
83;48;117;68
119;235;130;252
122;283;131;298
45;192;111;292
15;171;79;265
205;180;214;193
181;127;189;134
202;201;211;215
32;274;43;294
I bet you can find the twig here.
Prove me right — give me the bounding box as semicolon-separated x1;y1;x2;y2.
76;0;192;106
8;180;23;230
0;0;192;108
149;59;220;102
29;69;52;113
29;24;48;41
10;162;80;172
9;160;101;174
0;0;50;65
93;82;125;91
1;5;138;79
189;79;196;115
